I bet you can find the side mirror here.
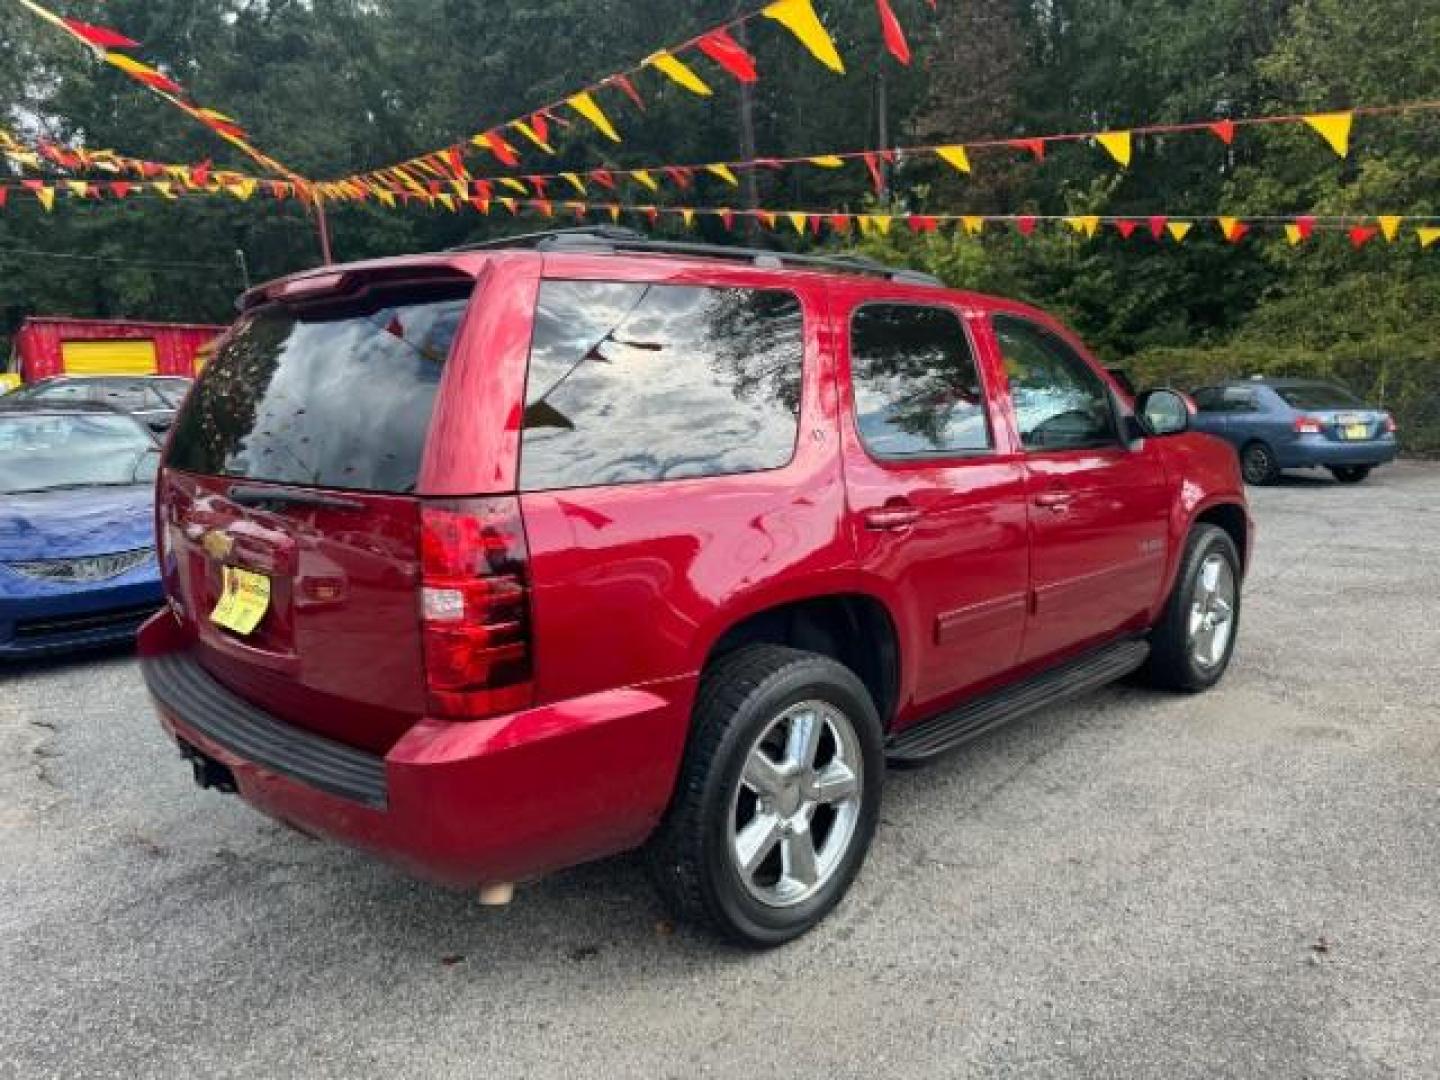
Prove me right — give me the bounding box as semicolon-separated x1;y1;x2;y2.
1135;388;1192;437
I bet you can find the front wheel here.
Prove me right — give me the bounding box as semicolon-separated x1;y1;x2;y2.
1240;441;1280;485
647;645;883;947
1329;465;1372;484
1142;525;1242;692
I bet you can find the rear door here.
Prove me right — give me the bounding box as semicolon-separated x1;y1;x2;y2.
986;313;1171;665
160;274;474;755
836;289;1030;716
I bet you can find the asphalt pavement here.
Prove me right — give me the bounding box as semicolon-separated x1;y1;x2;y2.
2;463;1437;1079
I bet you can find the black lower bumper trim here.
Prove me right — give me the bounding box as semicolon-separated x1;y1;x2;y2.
141;650;388;809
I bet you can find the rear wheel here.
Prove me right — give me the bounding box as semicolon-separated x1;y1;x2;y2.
1143;525;1241;692
1240;441;1280;485
1329;465;1372;484
647;645;883;947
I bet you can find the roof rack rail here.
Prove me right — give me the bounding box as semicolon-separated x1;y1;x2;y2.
448;226;943;287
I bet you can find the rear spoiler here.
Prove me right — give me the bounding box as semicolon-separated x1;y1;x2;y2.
237;262;479;312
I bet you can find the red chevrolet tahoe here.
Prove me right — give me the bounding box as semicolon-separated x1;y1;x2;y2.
140;227;1250;946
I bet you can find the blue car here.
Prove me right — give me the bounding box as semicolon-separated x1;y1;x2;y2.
1190;377;1399;485
0;402;164;658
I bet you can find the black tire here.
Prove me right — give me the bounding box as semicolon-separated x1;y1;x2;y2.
1329;465;1372;484
1142;525;1242;692
1239;441;1280;485
646;645;884;948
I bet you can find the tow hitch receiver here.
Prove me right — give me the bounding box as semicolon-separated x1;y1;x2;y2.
178;739;237;794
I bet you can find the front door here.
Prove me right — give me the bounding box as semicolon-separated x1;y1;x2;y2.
836;292;1031;723
988;313;1171;665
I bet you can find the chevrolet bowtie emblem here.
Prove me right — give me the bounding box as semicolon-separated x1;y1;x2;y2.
201;529;234;561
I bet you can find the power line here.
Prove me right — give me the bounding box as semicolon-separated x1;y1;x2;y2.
0;246;231;270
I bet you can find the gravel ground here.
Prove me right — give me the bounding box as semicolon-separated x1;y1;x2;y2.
2;462;1437;1079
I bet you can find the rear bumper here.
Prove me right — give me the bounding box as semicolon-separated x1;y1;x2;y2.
137;614;691;888
0;572;163;658
1277;434;1399;469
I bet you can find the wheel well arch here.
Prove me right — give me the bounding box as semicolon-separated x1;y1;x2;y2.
1194;502;1249;571
703;593;902;730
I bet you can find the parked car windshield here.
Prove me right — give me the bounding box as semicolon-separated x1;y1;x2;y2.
0;413;156;494
1274;383;1364;410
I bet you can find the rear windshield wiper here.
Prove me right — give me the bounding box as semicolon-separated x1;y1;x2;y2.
227;485;367;512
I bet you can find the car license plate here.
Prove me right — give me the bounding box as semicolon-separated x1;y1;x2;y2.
1343;423;1368;440
210;566;271;635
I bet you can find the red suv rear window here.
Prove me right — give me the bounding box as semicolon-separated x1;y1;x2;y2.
167;284;470;493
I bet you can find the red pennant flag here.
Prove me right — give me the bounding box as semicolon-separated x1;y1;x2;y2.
608;74;646;111
530;112;549;146
874;0;911;65
645;206;660;225
810;214;822;236
862;152;891;194
190;160;211;187
1115;219;1139;239
907;215;939;233
1295;215;1316;240
590;168;616;190
445;146;467;178
0;188;7;209
536;198;554;218
697;29;759;83
1012;138;1046;161
572;202;588;221
1225;220;1250;243
470;196;491;215
61;18;139;49
471;179;493;202
426;180;442;198
662;166;694;190
828;213;851;233
108;181;133;198
479;132;518;167
1209;120;1236;145
270;181;290;200
1349;225;1378;249
719;209;735;230
1016;216;1038;236
527;175;549;196
758;210;777;230
1148;215;1168;240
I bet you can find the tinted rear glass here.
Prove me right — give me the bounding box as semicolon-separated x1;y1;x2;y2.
167;285;470;492
1275;383;1363;410
519;280;803;490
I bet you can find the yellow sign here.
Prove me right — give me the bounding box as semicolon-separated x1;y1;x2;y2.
210;566;271;635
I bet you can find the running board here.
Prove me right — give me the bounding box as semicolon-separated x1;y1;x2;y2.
885;638;1150;763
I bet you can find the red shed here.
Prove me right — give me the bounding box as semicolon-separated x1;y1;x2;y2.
7;317;226;382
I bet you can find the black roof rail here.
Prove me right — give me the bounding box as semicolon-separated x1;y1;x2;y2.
448;225;943;287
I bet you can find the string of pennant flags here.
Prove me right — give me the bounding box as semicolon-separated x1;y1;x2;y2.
4;177;1436;249
312;100;1440;206
330;0;935;191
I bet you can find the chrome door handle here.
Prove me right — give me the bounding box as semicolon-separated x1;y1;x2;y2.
1033;491;1074;510
863;506;922;531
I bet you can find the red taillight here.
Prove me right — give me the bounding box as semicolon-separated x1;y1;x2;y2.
1383;414;1397;434
420;498;534;720
1293;415;1323;434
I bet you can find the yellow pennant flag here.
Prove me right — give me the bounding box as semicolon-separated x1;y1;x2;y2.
630;169;659;192
153;181;176;199
1217;216;1244;241
373;188;396;208
1378;215;1402;242
763;0;844;73
682;208;695;228
608;203;621;223
228;178;257;200
1065;215;1101;238
33;184;56;210
962;216;985;236
706;163;739;186
869;214;892;236
936;145;972;174
1167;221;1193;242
561;172;587;195
856;215;871;236
568;91;621;142
437;194;456;212
497;196;516;214
1096;131;1132;167
1418;227;1440;249
645;51;712;96
1285;223;1306;246
1304;112;1353;157
65;180;88;197
807;155;845;168
511;119;555;154
499;177;528;194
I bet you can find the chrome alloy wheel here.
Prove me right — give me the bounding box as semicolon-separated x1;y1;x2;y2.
1188;553;1236;669
728;699;864;908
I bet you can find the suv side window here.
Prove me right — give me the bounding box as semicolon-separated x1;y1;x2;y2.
1221;386;1259;412
95;380;154;411
1192;387;1224;412
849;304;991;457
520;281;803;491
993;315;1119;451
